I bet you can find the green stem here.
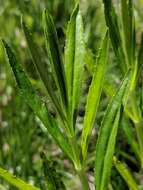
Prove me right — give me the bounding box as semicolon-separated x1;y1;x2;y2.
77;169;90;190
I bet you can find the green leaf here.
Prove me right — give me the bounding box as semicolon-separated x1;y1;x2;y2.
22;19;66;122
81;31;109;160
72;8;85;116
0;167;40;190
65;3;79;115
103;0;126;72
121;0;135;66
2;40;74;162
95;71;131;190
121;116;140;161
41;153;66;190
64;3;86;128
100;107;121;190
42;9;68;108
113;157;138;190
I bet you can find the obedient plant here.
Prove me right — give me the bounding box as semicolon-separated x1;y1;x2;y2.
1;0;142;189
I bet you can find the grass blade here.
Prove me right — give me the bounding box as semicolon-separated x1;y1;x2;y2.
43;9;68;108
113;157;138;190
95;71;131;190
0;167;40;190
81;31;109;160
22;20;66;122
2;40;74;162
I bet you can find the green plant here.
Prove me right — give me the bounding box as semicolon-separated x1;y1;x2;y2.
1;1;142;190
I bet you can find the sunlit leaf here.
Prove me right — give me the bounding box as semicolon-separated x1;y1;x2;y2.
81;31;109;160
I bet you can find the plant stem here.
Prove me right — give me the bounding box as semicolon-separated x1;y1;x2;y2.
77;169;90;190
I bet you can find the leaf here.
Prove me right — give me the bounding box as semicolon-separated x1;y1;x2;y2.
113;157;138;190
103;0;126;72
81;31;109;160
41;153;66;190
0;167;40;190
42;9;68;108
2;40;74;162
121;0;135;66
65;3;79;115
121;116;140;161
22;19;66;122
95;71;131;190
72;8;85;116
99;107;121;190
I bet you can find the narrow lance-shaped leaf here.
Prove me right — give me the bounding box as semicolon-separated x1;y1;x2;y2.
22;20;66;122
121;0;135;66
81;31;109;160
72;8;86;119
0;167;40;190
113;157;138;190
100;107;121;190
95;70;131;190
103;0;126;72
65;3;79;115
43;10;68;108
2;40;74;162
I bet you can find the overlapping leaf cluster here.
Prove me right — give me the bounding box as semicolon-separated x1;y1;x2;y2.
1;0;143;190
